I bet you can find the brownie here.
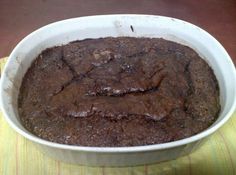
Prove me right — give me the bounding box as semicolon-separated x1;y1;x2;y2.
18;37;220;147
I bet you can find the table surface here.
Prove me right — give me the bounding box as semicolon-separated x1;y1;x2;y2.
0;0;236;63
0;2;236;174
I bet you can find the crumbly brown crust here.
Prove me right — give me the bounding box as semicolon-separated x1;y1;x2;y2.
18;37;220;147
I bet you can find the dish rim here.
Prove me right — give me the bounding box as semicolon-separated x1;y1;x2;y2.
1;14;236;153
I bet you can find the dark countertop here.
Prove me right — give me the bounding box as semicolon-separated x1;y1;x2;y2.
0;0;235;63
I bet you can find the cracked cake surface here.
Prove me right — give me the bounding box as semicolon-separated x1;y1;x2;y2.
18;37;220;147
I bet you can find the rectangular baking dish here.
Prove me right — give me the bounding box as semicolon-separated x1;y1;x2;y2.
0;15;236;166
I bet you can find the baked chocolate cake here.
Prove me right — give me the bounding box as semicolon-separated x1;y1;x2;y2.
18;37;220;146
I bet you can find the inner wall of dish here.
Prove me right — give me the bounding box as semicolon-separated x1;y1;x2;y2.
10;24;226;131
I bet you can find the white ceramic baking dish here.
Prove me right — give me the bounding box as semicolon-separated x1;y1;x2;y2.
0;15;236;166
